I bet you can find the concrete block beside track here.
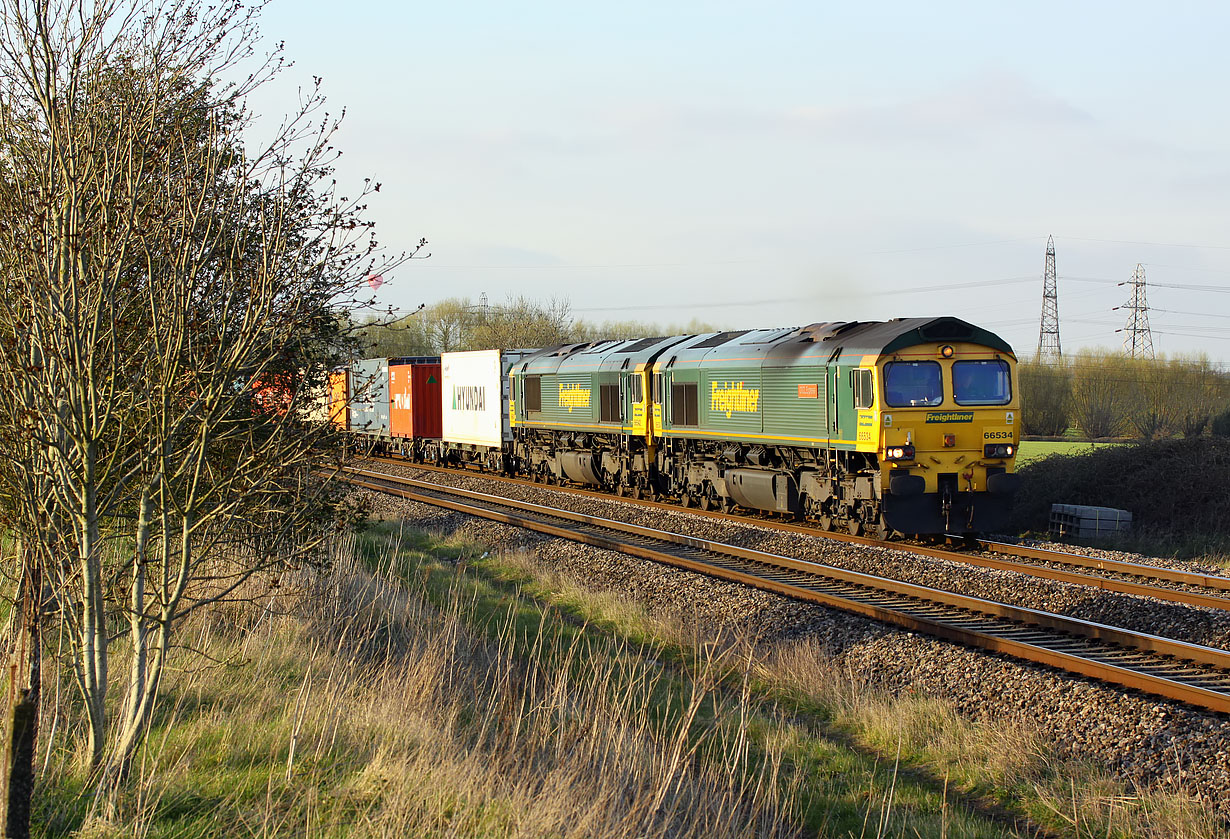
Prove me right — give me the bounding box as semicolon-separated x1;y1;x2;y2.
1049;503;1133;540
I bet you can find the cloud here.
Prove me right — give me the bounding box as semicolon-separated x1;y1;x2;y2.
786;73;1093;142
593;71;1094;150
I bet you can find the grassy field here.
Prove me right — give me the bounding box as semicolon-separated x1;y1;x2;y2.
29;522;1225;838
1015;440;1125;467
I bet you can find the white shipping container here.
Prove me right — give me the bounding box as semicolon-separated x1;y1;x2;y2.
442;349;538;448
442;350;505;448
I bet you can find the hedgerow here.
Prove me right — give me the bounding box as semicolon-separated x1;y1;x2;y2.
1008;437;1230;548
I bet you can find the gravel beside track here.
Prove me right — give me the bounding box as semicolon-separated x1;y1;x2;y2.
360;463;1230;650
355;467;1230;815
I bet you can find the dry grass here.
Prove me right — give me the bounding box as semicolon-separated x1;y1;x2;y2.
35;529;799;838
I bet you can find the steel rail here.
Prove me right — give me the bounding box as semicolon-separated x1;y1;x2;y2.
977;539;1230;592
364;457;1230;612
343;466;1230;714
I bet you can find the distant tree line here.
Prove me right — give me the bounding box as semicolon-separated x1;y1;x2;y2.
357;296;721;357
1020;350;1230;440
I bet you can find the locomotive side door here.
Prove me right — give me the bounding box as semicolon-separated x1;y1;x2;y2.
828;365;840;441
619;358;631;431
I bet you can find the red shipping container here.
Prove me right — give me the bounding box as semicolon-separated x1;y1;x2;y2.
389;360;442;439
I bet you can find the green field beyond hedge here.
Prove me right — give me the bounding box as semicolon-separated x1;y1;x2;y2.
1014;440;1124;466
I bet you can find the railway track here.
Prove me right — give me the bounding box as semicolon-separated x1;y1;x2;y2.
342;465;1230;714
366;456;1230;613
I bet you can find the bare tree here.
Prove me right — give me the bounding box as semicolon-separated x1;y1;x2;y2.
1171;355;1227;438
1123;357;1180;440
423;297;474;352
1067;349;1128;439
1019;360;1072;437
470;294;573;350
0;0;412;810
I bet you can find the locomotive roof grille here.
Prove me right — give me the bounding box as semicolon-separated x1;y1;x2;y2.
740;328;796;344
690;330;752;349
616;337;667;353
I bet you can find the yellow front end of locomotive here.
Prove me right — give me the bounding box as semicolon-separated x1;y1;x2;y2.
874;343;1021;496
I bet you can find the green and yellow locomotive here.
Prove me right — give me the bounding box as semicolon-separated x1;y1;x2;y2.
510;317;1020;536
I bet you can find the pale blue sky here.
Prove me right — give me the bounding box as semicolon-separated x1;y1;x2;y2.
253;1;1230;359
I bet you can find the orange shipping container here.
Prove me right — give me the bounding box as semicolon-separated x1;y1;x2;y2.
389;360;442;439
328;368;349;430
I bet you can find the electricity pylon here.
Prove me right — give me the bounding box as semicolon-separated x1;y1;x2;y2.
1120;264;1155;360
1035;235;1061;362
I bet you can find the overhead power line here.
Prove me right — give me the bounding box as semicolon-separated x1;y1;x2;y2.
1063;235;1230;251
1151;307;1230;319
1149;281;1230;292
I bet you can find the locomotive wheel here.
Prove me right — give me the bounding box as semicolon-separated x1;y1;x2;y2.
818;513;834;531
631;485;642;500
699;494;712;511
681;493;692;508
869;516;891;541
615;483;626;497
846;517;862;536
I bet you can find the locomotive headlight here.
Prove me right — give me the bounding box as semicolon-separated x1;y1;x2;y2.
885;445;915;461
983;443;1015;459
939;345;955;359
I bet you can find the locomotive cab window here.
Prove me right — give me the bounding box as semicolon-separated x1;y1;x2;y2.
631;375;644;404
652;373;662;403
883;362;943;408
953;360;1012;406
524;376;542;412
852;368;874;409
671;382;698;426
